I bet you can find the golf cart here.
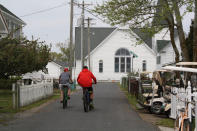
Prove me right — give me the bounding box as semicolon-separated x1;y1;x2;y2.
162;62;197;118
150;69;175;115
137;72;154;109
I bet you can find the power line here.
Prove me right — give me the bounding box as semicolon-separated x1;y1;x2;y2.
73;2;107;23
84;7;106;23
20;3;67;17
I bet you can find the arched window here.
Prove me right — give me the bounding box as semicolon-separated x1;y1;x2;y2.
99;60;103;73
114;48;131;73
142;60;146;71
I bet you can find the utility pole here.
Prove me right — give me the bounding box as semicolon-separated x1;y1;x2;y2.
85;17;93;71
73;1;92;70
194;0;197;62
69;0;74;76
81;0;85;69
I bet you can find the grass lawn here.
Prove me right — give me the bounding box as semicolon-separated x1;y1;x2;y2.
0;89;14;113
155;118;174;128
0;88;61;124
120;84;174;128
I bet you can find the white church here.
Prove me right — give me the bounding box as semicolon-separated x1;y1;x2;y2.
72;0;181;82
72;26;179;81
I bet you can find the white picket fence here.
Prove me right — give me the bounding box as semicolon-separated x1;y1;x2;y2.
170;81;197;130
19;80;53;107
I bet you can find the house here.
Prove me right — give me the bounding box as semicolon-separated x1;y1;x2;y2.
22;71;50;85
22;61;68;85
72;0;182;82
73;27;172;81
46;61;69;80
0;4;25;39
156;35;182;69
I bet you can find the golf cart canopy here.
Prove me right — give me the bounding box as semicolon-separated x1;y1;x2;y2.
140;71;152;74
176;62;197;66
162;66;197;73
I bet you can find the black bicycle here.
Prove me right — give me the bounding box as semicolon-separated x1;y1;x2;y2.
62;85;69;109
83;87;93;112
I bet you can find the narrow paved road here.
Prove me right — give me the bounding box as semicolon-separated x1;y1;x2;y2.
0;83;159;131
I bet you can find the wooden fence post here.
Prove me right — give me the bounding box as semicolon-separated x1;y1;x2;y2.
195;96;197;131
12;83;16;109
187;81;192;122
16;83;20;109
128;76;130;93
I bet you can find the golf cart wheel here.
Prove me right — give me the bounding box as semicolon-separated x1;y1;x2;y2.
151;102;162;115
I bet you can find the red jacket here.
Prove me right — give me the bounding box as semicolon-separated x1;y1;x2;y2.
77;69;97;87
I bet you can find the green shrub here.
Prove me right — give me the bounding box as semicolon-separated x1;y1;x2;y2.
0;79;18;89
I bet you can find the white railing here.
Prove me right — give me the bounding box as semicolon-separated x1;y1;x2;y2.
19;80;53;107
170;81;197;130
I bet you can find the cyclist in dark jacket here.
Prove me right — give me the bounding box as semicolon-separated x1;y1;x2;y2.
77;66;97;107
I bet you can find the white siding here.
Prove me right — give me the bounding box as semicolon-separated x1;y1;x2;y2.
78;29;157;81
152;28;171;52
46;62;61;79
72;60;82;80
157;37;181;69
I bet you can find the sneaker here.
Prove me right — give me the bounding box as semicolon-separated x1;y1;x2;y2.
89;103;94;110
68;96;70;100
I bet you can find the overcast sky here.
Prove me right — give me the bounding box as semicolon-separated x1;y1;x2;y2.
0;0;109;52
0;0;194;52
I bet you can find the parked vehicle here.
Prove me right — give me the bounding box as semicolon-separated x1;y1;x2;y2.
137;72;154;110
150;70;175;115
162;62;197;130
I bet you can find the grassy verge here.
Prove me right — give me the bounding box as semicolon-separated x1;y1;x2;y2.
120;85;139;110
0;89;13;113
155;118;174;128
0;88;61;124
119;84;174;128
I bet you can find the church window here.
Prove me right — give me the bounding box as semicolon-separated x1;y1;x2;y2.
142;60;147;71
115;48;131;73
99;60;103;73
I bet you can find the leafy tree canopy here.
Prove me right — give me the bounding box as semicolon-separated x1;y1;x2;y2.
93;0;193;34
93;0;194;62
0;37;50;79
50;42;73;65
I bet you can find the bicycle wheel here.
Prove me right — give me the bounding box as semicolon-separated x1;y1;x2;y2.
174;116;180;131
175;117;191;131
83;91;89;112
181;119;191;131
63;87;68;109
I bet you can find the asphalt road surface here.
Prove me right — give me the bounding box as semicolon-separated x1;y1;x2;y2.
0;82;159;131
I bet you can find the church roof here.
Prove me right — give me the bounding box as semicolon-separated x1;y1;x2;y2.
132;28;152;49
75;27;116;60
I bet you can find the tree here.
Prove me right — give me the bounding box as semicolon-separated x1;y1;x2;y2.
186;21;194;61
194;0;197;62
0;37;50;79
56;43;71;62
49;52;63;61
93;0;194;62
50;42;74;65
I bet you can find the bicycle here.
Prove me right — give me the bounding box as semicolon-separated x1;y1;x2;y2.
83;87;94;112
62;84;69;109
174;104;191;131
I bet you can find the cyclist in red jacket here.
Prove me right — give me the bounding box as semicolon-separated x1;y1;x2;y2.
77;66;97;108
